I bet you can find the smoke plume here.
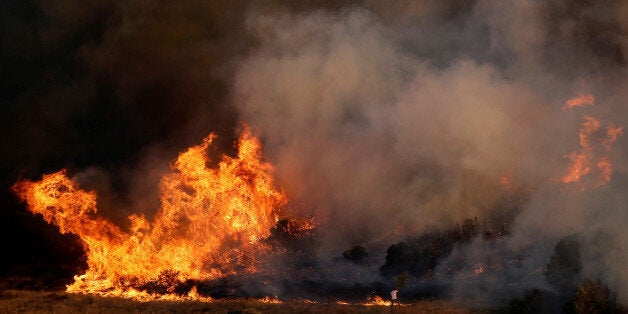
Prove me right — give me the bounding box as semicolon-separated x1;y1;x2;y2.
234;0;628;303
2;0;627;306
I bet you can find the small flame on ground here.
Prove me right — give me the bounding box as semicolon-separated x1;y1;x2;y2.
258;296;282;304
362;295;391;306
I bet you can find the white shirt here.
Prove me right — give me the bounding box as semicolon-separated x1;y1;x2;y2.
391;289;398;300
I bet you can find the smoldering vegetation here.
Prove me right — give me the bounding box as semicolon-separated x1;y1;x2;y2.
2;0;628;310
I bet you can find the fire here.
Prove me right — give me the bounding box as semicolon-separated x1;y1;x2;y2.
500;175;510;187
13;127;287;298
258;296;282;304
603;125;623;149
561;115;599;183
563;94;594;109
474;265;485;275
560;94;622;187
363;295;391;306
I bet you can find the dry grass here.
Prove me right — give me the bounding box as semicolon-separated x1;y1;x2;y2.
0;290;480;313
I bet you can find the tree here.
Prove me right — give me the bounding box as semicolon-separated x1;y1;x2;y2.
395;271;408;289
546;235;581;295
569;278;620;314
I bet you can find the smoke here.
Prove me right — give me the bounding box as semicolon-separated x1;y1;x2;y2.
2;0;627;306
233;0;628;304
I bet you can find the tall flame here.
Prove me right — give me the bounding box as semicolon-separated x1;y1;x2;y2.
561;94;622;187
561;115;599;183
13;127;287;297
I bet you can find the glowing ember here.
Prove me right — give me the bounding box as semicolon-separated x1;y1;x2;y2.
603;125;623;150
563;94;594;109
258;296;282;304
500;175;510;187
474;265;484;275
12;127;287;298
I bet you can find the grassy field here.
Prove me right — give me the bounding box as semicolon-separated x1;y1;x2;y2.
0;290;483;313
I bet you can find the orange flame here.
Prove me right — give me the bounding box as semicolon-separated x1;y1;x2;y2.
563;94;594;109
561;115;599;183
13;127;287;298
474;265;485;275
363;295;391;306
602;125;623;150
561;107;622;187
258;296;282;304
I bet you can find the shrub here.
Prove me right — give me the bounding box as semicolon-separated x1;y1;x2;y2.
379;217;495;278
546;235;581;294
569;278;620;314
342;245;368;263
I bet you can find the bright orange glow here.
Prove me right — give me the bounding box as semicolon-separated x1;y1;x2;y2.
597;158;612;183
563;94;594;109
499;175;510;187
474;265;484;275
363;295;391;306
560;97;623;187
603;125;623;149
12;126;288;299
258;296;282;304
561;116;599;183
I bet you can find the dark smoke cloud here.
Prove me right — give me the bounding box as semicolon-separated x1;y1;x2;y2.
2;0;627;306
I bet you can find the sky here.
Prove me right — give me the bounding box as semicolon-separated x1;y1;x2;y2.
1;0;627;303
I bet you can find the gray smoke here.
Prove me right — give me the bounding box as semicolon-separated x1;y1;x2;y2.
233;0;628;303
4;0;627;305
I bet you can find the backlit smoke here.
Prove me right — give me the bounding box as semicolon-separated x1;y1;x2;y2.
234;0;628;303
4;0;627;307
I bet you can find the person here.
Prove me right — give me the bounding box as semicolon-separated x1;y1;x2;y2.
390;288;399;306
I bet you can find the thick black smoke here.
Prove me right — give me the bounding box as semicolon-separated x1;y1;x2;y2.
2;0;627;306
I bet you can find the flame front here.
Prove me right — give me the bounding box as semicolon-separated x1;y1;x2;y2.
13;127;286;297
561;115;600;183
563;94;594;110
560;94;622;187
